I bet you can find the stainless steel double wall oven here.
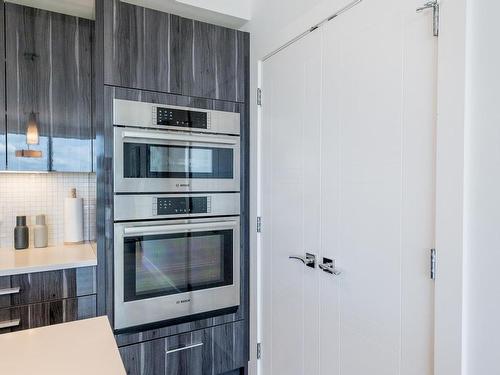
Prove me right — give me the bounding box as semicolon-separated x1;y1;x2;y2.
113;99;241;330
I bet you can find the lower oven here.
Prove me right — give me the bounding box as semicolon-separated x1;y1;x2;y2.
114;217;240;330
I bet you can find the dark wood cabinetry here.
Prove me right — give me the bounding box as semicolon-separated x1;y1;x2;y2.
0;2;5;170
95;0;250;373
0;267;96;308
3;3;93;172
0;266;97;334
119;321;246;375
103;0;248;103
0;295;96;334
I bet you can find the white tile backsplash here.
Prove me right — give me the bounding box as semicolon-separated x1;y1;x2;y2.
0;172;96;248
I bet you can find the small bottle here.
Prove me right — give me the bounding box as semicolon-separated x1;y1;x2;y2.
14;216;29;250
34;215;48;248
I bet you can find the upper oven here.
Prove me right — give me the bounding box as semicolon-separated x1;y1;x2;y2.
113;99;240;194
113;126;240;193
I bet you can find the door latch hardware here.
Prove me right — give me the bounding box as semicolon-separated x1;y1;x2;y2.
257;216;262;233
416;0;439;37
289;253;316;268
257;342;262;359
319;257;342;276
257;88;262;106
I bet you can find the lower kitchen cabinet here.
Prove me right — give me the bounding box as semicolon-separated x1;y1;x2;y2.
0;295;96;334
119;320;246;375
0;266;97;308
0;266;97;334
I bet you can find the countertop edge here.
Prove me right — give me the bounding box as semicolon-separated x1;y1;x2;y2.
0;258;98;277
0;243;97;277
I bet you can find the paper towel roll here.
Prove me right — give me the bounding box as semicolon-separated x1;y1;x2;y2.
64;188;84;244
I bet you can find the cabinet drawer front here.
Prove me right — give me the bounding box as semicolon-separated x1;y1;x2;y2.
119;320;246;375
0;295;96;334
0;267;96;308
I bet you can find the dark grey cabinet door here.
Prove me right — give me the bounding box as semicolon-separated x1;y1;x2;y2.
104;0;248;103
120;337;167;375
0;295;97;334
119;321;246;375
0;267;97;309
5;4;93;172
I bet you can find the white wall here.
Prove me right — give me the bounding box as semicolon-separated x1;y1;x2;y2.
244;0;352;58
463;0;500;373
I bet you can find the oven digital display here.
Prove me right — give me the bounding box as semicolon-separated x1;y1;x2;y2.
156;107;207;129
157;197;208;215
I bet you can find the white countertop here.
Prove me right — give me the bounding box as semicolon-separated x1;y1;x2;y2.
0;242;97;276
0;316;125;375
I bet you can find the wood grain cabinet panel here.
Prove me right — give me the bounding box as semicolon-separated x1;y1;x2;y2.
0;2;5;170
104;0;248;103
5;3;93;172
119;321;246;375
0;295;96;334
0;267;96;309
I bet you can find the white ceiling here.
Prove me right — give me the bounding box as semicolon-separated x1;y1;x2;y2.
5;0;250;28
122;0;249;28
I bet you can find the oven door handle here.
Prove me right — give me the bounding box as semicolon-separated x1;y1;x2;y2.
121;130;239;146
123;221;238;236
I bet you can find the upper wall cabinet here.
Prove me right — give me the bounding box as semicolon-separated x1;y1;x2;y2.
0;3;5;171
5;4;93;172
103;0;248;103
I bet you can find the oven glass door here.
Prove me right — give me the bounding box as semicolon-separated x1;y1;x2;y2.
123;227;234;302
123;143;234;179
114;127;240;193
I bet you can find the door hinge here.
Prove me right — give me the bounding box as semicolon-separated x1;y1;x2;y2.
257;217;262;233
257;88;262;106
257;343;262;359
417;0;439;37
430;248;436;280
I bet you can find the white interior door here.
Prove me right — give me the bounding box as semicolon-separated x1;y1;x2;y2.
258;0;437;374
259;29;323;375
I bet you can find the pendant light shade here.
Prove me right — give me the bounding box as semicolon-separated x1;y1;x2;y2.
15;112;42;158
26;112;39;145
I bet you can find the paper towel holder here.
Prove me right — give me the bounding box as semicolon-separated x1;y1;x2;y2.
64;187;84;245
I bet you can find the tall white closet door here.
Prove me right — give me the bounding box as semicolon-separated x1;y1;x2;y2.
319;1;436;374
260;30;323;375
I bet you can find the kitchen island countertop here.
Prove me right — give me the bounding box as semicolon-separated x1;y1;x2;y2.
0;316;125;375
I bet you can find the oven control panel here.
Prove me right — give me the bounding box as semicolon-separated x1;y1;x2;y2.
114;193;239;221
154;107;209;130
154;196;212;216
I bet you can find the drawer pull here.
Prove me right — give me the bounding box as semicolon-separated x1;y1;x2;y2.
0;287;21;296
0;319;20;329
166;342;203;355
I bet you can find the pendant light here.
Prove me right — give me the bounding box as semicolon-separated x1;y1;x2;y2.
15;112;42;158
26;112;39;145
16;52;42;158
